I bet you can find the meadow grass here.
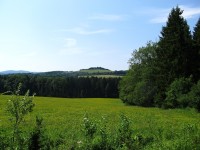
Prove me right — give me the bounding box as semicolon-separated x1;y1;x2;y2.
0;95;200;149
79;69;111;73
79;75;123;78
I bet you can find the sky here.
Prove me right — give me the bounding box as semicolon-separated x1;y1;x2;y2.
0;0;200;72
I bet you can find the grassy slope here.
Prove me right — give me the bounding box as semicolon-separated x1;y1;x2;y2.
79;75;122;78
79;69;123;78
79;69;111;74
0;95;200;148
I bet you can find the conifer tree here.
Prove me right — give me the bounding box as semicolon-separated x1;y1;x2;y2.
155;6;193;103
193;18;200;81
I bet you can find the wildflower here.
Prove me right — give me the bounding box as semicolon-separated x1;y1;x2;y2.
77;140;82;147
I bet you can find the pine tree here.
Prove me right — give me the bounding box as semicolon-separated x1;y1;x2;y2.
155;6;193;104
193;18;200;81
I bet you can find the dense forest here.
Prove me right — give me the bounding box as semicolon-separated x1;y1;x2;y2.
0;74;120;98
119;7;200;111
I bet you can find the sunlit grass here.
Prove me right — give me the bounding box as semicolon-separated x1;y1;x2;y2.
0;95;200;148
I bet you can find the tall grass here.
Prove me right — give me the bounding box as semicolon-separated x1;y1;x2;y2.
0;95;200;149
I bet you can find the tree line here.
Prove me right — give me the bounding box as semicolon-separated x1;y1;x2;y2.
0;74;120;98
35;70;126;77
119;6;200;111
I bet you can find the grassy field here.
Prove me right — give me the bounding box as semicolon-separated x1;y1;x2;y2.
0;95;200;149
79;75;123;78
79;69;111;74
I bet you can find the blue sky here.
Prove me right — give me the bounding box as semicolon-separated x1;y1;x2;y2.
0;0;200;72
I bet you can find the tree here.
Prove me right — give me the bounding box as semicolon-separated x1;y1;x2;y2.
164;77;193;108
155;6;193;104
192;18;200;81
119;42;157;106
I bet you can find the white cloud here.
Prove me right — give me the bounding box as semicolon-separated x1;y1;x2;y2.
149;8;171;23
89;14;125;21
180;5;200;19
149;5;200;24
64;38;77;47
150;15;168;23
59;38;84;55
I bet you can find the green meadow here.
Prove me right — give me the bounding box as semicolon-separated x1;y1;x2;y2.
0;95;200;149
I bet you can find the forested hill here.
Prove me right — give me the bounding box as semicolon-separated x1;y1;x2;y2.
80;67;111;73
0;67;127;77
0;67;124;98
37;67;126;77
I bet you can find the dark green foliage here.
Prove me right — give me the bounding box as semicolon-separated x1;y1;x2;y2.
0;75;120;98
29;116;44;150
0;128;10;149
188;80;200;112
193;18;200;81
164;77;193;108
29;115;64;150
119;6;200;110
155;6;193;103
163;78;200;111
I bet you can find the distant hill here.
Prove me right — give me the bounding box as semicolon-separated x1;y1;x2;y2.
0;70;30;75
0;67;127;77
80;67;111;73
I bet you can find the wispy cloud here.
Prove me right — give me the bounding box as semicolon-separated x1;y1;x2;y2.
148;8;169;23
180;5;200;19
59;38;84;55
149;5;200;23
64;38;77;47
59;27;113;35
89;14;125;21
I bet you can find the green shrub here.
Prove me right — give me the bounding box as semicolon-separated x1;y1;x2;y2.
29;116;45;150
6;83;35;149
0;128;10;149
115;114;133;149
132;81;156;107
188;80;200;112
29;115;65;150
164;77;193;108
77;113;154;150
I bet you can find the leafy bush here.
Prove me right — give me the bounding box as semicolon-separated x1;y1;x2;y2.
6;83;35;149
132;81;156;107
164;77;193;108
119;42;157;107
29;116;45;150
188;80;200;112
77;113;153;150
115;114;133;149
29;115;65;150
0;128;10;149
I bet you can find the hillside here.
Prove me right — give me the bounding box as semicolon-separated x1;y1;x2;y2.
80;67;111;73
0;70;30;75
0;67;127;77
